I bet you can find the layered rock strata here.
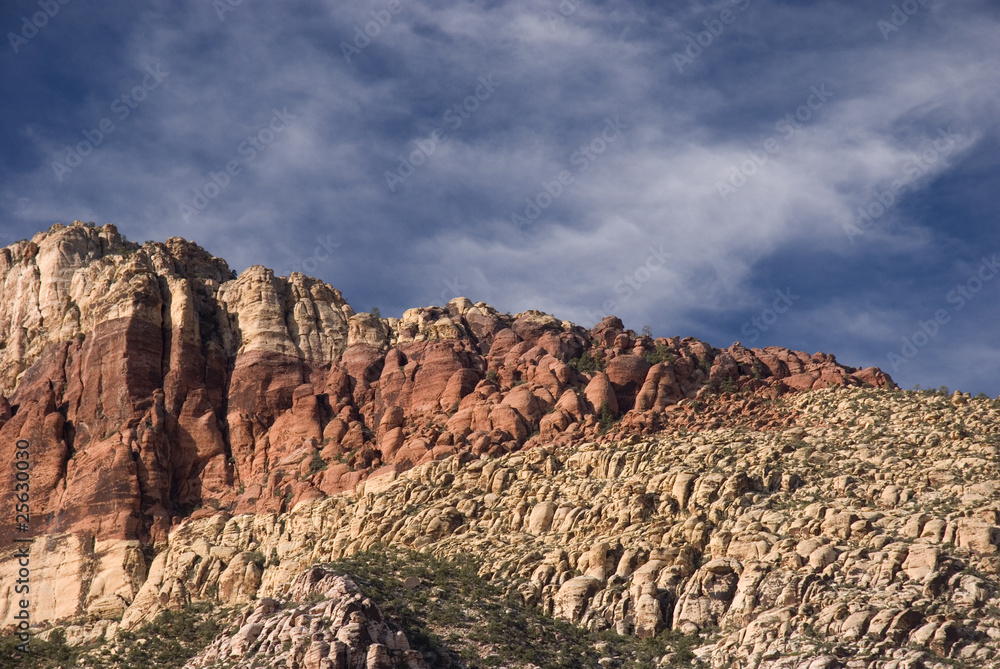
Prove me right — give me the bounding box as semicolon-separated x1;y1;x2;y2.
0;222;906;667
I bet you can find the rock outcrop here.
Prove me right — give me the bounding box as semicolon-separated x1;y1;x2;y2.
0;222;934;669
185;567;428;669
100;387;1000;669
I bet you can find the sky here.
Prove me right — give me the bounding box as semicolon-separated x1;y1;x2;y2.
1;0;998;396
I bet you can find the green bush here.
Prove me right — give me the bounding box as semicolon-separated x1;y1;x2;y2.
0;603;220;669
643;343;675;365
599;401;616;434
569;350;604;374
308;451;327;475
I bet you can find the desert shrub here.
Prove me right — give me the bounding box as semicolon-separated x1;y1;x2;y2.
569;350;604;374
308;451;327;475
599;402;616;433
0;603;220;669
643;344;675;365
322;546;704;669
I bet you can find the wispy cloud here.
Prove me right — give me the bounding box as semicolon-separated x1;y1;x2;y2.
1;0;998;393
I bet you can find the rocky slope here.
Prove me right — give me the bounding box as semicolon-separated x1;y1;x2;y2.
27;386;1000;669
185;567;430;669
0;221;945;668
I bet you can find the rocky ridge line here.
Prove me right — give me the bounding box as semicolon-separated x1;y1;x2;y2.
0;221;892;643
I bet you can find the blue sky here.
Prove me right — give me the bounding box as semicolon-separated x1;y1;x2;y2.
1;0;998;395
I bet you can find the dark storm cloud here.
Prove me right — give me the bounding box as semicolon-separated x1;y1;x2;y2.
1;0;997;393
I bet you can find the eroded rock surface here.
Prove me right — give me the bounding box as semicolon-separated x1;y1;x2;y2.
50;387;1000;669
185;568;427;669
13;223;987;669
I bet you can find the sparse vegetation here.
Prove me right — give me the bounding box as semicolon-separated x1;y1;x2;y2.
307;451;327;475
598;401;616;433
643;343;675;365
0;603;221;669
569;350;605;374
321;546;701;669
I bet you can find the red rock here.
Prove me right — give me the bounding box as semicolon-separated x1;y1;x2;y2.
486;328;520;364
501;384;549;425
853;367;893;387
409;343;466;413
591;316;625;348
585;372;619;416
390;438;431;468
540;409;571;440
377;427;405;460
378;405;405;432
438;368;481;412
0;222;897;599
462;307;506;347
635;363;683;411
445;407;475;438
605;354;652;411
340;421;366;451
555;388;585;419
322;417;348;445
511;310;562;343
709;352;739;380
488;405;529;442
613;333;633;351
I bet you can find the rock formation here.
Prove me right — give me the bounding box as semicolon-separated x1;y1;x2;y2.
21;222;999;669
137;388;1000;669
186;568;428;669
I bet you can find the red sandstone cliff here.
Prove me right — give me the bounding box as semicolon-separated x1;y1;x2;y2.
0;221;893;626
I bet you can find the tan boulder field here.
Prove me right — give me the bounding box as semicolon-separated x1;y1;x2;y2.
5;222;1000;669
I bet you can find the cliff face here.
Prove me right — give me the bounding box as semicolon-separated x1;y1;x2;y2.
138;388;1000;669
0;222;896;649
0;223;355;547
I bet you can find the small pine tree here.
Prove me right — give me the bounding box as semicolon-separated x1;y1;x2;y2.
599;402;615;433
